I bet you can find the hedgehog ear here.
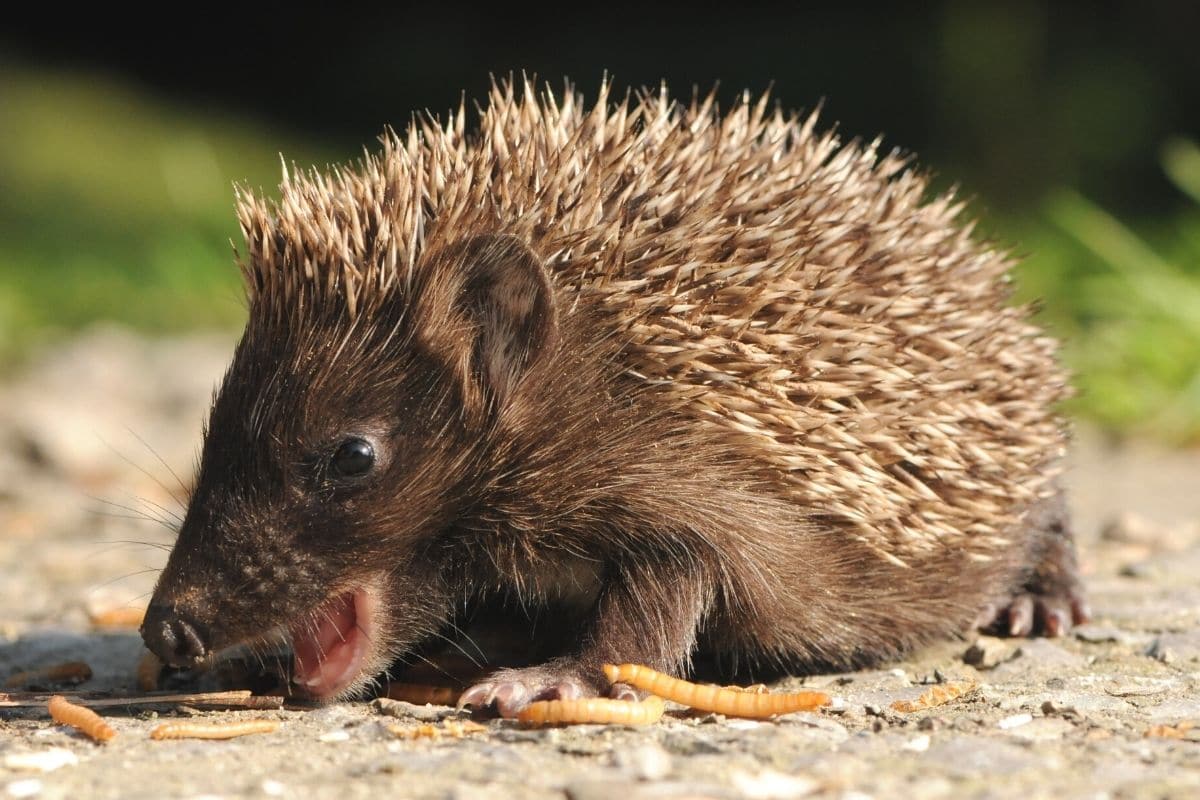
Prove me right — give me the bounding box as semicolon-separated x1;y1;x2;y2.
420;234;558;409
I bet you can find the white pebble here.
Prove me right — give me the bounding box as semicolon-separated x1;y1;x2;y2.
261;780;286;796
318;730;350;743
3;749;78;773
6;780;42;799
730;768;820;799
724;719;762;730
614;742;673;780
998;713;1034;730
901;734;931;752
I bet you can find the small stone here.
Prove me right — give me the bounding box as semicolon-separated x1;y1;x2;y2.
1105;678;1175;698
997;713;1033;730
724;719;762;730
963;637;1016;669
371;697;453;722
613;741;673;781
3;750;78;773
901;734;931;752
318;730;351;743
729;768;820;799
1119;561;1157;579
260;780;286;796
5;780;42;799
1040;700;1079;718
1073;625;1131;645
1147;630;1200;663
565;781;640;800
995;638;1086;675
1002;717;1074;741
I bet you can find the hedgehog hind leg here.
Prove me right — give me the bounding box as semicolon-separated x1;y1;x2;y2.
976;487;1090;638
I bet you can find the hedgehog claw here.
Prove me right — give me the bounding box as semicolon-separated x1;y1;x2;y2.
978;589;1089;638
457;665;595;717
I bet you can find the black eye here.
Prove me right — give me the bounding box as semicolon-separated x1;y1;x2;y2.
330;438;375;478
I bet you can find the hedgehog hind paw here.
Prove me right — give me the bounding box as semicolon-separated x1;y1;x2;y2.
976;589;1090;638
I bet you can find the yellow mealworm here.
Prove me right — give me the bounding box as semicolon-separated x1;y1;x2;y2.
385;683;460;706
88;606;146;629
136;652;163;692
47;695;117;743
890;680;978;713
6;661;93;688
150;719;280;740
517;695;666;726
603;664;830;718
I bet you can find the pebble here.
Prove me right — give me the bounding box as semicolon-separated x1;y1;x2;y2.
997;713;1033;730
1146;630;1200;663
5;780;42;799
963;637;1017;669
3;749;78;773
728;768;820;799
371;698;455;722
613;741;673;781
318;730;351;743
1073;625;1133;645
901;734;931;752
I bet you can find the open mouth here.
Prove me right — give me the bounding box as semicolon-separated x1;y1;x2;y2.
290;589;375;698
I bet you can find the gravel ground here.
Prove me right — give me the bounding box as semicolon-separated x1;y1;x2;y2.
1;326;1199;800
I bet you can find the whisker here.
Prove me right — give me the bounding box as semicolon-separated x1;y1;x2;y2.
124;426;191;502
98;435;186;512
85;568;163;594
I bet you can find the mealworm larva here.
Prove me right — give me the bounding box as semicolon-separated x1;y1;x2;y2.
516;695;667;726
150;719;281;740
6;661;93;688
603;664;830;718
384;683;460;706
47;695;117;743
136;652;163;692
87;606;146;629
890;680;979;713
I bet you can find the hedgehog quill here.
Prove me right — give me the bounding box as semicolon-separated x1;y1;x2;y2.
142;79;1087;716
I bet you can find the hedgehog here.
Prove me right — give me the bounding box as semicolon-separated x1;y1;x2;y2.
141;79;1087;715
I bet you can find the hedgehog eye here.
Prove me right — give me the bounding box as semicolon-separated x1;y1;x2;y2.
330;438;375;478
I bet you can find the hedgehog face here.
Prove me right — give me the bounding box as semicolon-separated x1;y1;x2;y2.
142;234;559;699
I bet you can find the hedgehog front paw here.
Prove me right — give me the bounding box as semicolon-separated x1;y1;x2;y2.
457;661;620;717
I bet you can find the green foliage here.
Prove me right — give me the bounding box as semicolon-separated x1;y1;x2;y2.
1009;140;1200;442
0;63;333;361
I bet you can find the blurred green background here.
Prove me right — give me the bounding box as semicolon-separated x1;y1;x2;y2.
1;4;1198;442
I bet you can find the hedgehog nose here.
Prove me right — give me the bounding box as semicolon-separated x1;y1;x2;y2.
141;604;209;667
